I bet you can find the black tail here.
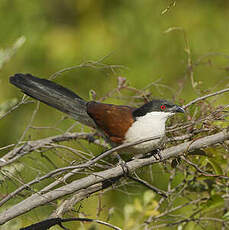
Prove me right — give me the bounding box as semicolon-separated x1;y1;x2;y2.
10;73;95;127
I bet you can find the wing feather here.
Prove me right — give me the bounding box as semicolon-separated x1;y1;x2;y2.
87;101;134;144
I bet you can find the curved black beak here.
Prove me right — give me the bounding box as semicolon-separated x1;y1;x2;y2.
174;105;185;113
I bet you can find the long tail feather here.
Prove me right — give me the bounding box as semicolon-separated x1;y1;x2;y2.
10;73;95;127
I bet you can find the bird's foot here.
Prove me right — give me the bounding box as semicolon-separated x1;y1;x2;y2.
133;149;162;160
137;149;162;160
151;148;162;160
115;153;129;176
154;149;162;160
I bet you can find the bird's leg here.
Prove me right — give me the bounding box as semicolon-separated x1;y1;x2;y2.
114;153;129;176
135;149;162;160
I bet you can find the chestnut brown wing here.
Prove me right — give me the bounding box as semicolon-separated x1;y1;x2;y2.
87;101;135;144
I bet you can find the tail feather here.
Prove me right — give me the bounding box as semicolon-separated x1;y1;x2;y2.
10;73;96;127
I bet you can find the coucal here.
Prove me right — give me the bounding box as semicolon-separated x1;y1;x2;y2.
10;73;185;155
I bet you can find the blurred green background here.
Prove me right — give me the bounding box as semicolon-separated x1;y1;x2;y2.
0;0;229;229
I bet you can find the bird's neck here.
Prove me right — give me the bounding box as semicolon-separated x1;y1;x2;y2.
135;111;174;126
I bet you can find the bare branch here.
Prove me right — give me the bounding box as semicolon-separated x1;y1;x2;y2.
0;129;228;225
53;183;109;217
0;96;32;120
184;88;229;108
0;132;98;166
49;55;126;80
20;217;121;230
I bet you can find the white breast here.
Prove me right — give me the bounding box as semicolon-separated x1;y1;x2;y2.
123;111;173;154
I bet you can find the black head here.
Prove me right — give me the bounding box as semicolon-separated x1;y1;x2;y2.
132;99;185;118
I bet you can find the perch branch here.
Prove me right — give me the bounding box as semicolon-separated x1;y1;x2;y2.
0;129;228;225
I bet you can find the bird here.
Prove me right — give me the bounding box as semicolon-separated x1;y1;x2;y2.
10;73;185;156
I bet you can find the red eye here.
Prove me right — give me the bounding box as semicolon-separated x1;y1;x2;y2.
161;105;166;110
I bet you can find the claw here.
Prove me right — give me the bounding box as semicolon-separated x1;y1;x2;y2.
151;149;162;161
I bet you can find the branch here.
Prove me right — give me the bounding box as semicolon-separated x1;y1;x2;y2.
0;128;214;207
182;157;229;179
49;55;126;80
20;217;121;230
148;216;229;229
0;135;164;207
0;96;32;120
127;175;168;198
0;132;99;167
0;129;228;225
145;198;206;224
184;88;229;108
53;182;113;217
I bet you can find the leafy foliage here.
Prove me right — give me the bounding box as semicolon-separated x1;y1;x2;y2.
0;1;228;230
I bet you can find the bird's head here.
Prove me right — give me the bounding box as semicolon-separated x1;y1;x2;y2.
132;99;185;119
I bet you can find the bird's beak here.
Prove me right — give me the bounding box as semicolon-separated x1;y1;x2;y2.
174;105;185;113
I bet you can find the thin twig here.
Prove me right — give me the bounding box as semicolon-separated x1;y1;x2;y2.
0;96;31;120
182;157;229;179
49;55;126;80
184;88;229;108
127;175;168;198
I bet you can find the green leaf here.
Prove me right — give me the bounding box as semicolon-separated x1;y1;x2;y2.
124;204;134;220
201;195;224;213
188;149;207;156
143;190;155;206
223;211;229;220
134;198;143;212
206;158;223;175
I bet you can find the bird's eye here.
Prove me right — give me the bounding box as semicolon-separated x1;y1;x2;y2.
161;105;166;110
